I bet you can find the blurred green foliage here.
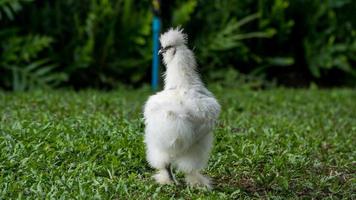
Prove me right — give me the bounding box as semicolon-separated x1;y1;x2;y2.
0;0;355;90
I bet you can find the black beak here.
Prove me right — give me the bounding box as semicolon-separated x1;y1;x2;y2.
158;48;166;55
158;45;173;55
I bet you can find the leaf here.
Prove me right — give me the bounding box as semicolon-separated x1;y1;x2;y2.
235;13;261;28
9;59;66;91
232;30;276;40
267;57;294;66
23;59;49;72
206;16;275;52
1;35;53;63
172;0;198;26
0;0;33;21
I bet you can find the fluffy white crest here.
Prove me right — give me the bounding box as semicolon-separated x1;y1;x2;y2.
160;27;188;48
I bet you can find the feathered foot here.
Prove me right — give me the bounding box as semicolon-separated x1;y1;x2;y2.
185;170;213;189
153;169;173;185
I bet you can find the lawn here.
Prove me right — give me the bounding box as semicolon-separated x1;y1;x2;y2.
0;87;355;199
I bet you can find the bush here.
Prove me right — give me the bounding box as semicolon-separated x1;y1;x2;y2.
0;0;355;90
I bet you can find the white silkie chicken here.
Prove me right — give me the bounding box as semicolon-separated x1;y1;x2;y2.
144;28;220;189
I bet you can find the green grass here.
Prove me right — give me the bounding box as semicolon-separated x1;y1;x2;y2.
0;87;355;199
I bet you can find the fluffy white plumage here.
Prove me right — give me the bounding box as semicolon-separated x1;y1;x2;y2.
144;28;220;189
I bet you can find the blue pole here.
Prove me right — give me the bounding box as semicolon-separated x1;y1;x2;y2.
152;16;161;91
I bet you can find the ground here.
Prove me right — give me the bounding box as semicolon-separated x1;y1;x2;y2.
0;87;355;199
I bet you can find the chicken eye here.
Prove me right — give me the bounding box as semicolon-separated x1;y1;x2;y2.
164;45;173;51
